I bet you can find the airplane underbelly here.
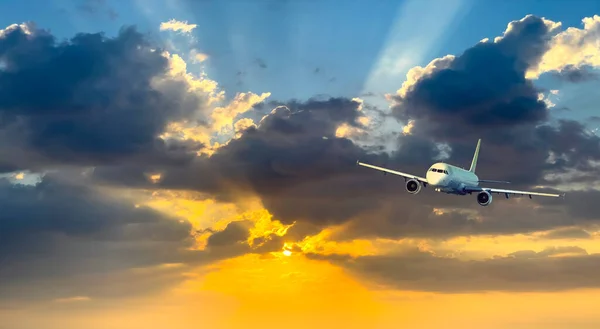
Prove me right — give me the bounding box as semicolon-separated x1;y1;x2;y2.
444;179;468;195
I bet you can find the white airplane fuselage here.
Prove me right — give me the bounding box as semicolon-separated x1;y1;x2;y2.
425;162;478;195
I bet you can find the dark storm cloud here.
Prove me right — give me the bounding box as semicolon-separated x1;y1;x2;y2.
307;246;600;292
392;15;555;134
0;23;202;171
552;64;599;83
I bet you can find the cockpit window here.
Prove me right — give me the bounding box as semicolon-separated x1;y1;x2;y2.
430;168;449;174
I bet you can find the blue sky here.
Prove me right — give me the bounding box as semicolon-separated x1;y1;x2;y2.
0;0;599;121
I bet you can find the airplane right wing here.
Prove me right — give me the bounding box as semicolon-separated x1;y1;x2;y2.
465;186;565;198
356;161;428;184
478;179;511;184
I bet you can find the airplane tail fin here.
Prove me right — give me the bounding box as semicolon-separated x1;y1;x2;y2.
469;139;481;173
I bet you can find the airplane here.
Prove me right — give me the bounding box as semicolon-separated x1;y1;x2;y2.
356;139;565;206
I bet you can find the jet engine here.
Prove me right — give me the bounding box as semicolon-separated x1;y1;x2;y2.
405;179;422;194
477;191;492;206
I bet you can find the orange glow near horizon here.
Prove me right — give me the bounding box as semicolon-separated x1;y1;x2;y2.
6;252;600;329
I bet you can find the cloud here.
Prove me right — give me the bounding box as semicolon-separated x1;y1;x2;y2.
0;23;213;171
392;15;557;132
152;97;396;226
206;220;252;247
190;49;209;63
308;246;600;292
0;174;196;300
93;106;599;242
395;54;455;98
211;92;271;133
550;64;599;82
147;104;599;241
0;174;288;303
159;19;197;34
0;22;270;171
539;227;592;240
332;187;600;242
528;15;600;79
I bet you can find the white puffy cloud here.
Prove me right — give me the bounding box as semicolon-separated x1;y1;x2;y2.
234;118;257;138
493;14;562;43
527;15;600;79
0;22;32;37
155;51;270;156
394;54;455;98
211;92;271;133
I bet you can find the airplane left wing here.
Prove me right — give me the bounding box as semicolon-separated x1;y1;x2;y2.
465;186;565;198
356;161;428;184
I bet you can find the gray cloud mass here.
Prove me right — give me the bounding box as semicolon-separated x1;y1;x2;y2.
307;246;600;293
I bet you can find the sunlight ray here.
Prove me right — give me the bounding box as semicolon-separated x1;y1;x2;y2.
361;0;470;97
351;0;471;153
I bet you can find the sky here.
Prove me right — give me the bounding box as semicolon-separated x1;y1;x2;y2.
1;0;600;328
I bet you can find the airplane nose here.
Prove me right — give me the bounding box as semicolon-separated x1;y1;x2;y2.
426;173;442;186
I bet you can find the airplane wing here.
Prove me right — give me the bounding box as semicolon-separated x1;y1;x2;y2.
356;161;428;184
465;186;565;198
478;179;510;184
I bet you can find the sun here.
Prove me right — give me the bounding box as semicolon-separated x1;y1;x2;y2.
282;249;292;257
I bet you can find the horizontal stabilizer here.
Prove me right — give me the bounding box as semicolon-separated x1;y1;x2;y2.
478;179;510;184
